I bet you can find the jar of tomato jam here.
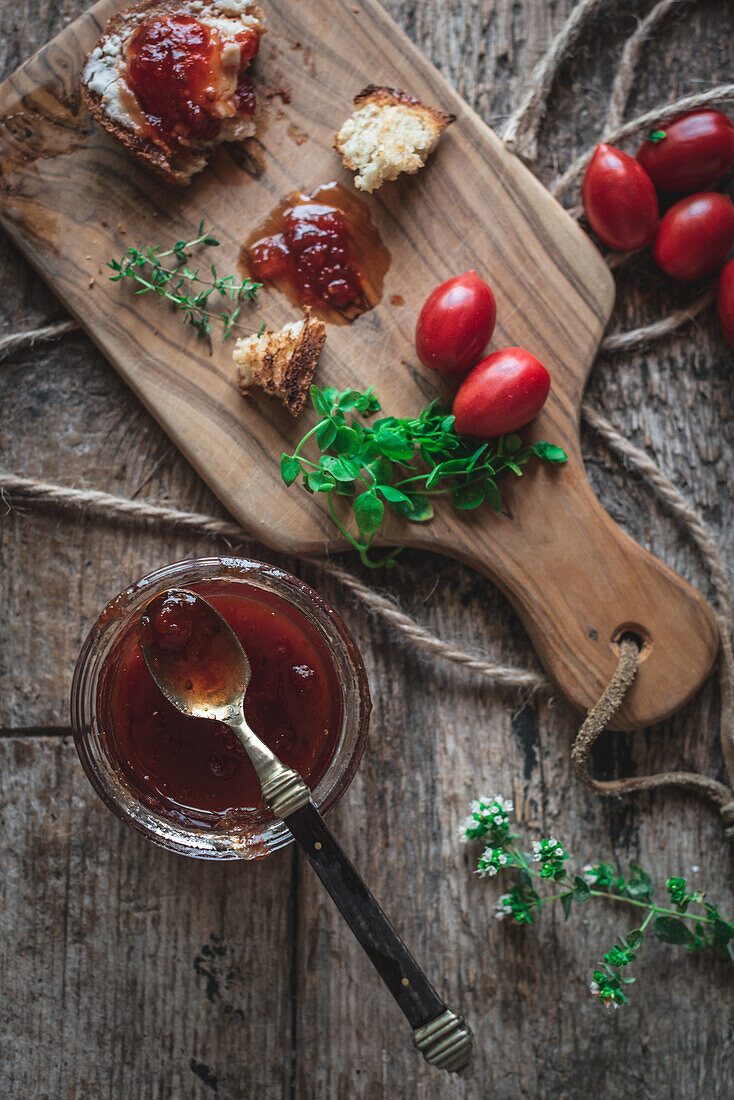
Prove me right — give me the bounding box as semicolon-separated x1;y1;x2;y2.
71;558;371;860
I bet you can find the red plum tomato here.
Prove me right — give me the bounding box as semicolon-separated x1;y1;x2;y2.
581;144;658;251
415;270;496;378
452;347;551;439
717;259;734;350
653;192;734;280
637;110;734;193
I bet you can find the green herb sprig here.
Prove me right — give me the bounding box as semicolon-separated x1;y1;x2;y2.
108;222;261;340
460;796;734;1008
281;385;567;568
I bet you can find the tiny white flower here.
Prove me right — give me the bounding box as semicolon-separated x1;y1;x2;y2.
502;799;514;813
691;865;699;873
486;865;498;876
494;815;504;825
498;854;508;865
589;981;600;997
582;863;598;884
493;896;513;920
548;836;557;847
555;846;564;856
469;799;481;815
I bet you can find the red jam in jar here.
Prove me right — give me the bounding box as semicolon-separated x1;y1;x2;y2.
97;581;343;831
126;15;260;152
242;183;390;322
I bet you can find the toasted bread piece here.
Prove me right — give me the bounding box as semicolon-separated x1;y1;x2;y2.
234;309;326;417
81;0;266;186
334;85;455;193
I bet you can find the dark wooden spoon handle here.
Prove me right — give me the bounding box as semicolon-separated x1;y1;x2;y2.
284;801;473;1074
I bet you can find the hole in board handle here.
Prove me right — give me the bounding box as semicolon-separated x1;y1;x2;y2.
611;623;653;663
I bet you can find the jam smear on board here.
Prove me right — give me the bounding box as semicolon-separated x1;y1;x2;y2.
126;15;260;152
98;581;342;831
241;183;390;322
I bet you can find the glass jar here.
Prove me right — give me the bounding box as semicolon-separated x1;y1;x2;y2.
71;557;371;860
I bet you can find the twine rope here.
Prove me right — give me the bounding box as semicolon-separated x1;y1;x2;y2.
0;469;548;692
1;0;733;831
0;319;78;362
602;0;691;136
1;282;717;371
551;84;734;199
502;0;608;163
571;638;734;838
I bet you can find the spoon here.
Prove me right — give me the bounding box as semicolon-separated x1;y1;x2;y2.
138;588;473;1076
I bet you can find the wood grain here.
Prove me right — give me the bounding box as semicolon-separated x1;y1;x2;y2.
2;1;734;1097
0;0;719;728
0;735;296;1098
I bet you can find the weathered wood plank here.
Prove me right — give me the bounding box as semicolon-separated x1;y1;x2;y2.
295;555;734;1099
0;735;295;1099
0;0;733;1097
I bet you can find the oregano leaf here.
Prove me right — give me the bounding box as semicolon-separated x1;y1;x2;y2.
353;489;384;536
316;419;337;449
653;917;696;945
280;454;302;486
533;440;568;463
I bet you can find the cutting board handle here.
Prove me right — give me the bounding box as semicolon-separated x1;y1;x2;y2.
433;457;719;730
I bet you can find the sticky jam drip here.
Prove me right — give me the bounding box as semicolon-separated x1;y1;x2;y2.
243;183;391;321
249;203;362;308
126;14;260;152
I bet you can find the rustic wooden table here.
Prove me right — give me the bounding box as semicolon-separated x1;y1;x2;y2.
2;1;733;1096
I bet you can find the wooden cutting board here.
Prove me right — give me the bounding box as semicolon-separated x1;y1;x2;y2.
0;0;718;729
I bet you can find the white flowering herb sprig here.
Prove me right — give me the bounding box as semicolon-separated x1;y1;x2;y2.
459;796;734;1008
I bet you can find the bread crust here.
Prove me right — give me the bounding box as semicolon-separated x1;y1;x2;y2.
350;84;456;130
234;308;326;417
81;0;265;186
81;82;198;185
334;84;456;191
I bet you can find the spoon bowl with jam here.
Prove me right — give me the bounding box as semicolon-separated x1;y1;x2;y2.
71;557;370;859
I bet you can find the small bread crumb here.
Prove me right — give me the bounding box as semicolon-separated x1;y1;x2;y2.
233;308;326;416
334;85;455;192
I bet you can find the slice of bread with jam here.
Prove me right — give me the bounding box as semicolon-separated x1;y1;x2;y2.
81;0;266;185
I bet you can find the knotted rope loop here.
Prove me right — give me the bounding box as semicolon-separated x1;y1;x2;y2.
571;636;734;838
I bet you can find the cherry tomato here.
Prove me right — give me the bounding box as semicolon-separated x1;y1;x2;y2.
717;259;734;350
653;192;734;280
637;109;734;193
415;270;497;379
581;144;658;251
452;347;551;439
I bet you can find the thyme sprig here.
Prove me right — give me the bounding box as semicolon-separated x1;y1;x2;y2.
108;222;261;340
281;384;567;568
460;796;734;1008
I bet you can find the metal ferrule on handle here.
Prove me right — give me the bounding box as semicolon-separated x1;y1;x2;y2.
260;765;311;819
413;1009;473;1075
225;712;310;819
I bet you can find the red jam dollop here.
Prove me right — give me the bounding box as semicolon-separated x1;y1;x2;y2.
98;581;343;831
250;202;363;309
242;183;391;321
126;14;260;152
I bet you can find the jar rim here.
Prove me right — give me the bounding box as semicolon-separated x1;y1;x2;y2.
70;556;371;860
